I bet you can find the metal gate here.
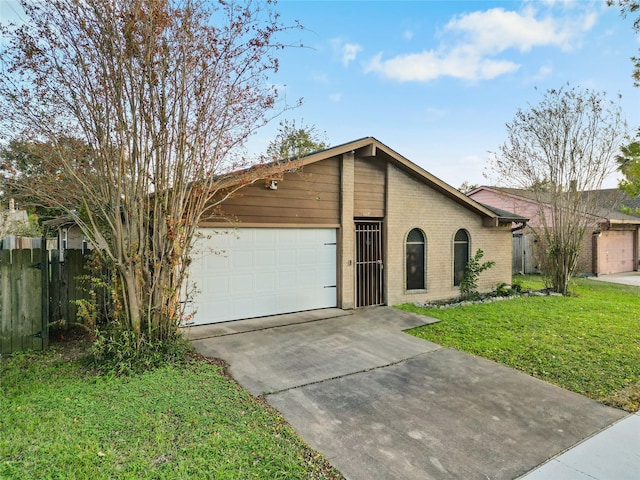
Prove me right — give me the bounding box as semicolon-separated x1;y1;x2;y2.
355;221;384;307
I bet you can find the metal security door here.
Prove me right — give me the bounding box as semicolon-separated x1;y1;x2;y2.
355;221;384;307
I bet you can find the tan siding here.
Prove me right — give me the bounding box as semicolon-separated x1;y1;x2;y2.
204;157;340;225
67;225;86;249
339;153;356;309
354;157;385;218
385;165;512;305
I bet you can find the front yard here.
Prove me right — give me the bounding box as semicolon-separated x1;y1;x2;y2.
0;338;342;479
2;275;638;478
401;275;640;412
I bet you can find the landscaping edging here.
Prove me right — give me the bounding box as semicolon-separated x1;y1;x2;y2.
414;290;563;309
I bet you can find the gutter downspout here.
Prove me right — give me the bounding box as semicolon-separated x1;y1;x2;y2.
511;221;527;233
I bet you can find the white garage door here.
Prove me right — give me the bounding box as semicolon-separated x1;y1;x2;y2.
185;228;337;325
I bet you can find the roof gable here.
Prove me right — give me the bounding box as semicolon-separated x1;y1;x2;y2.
298;137;511;221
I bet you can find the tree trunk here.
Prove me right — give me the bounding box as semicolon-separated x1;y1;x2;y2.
122;267;142;336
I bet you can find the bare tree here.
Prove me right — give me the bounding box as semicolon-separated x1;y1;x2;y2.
0;0;300;349
458;181;479;194
489;85;628;295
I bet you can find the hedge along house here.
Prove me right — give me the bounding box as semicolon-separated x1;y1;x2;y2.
185;138;525;326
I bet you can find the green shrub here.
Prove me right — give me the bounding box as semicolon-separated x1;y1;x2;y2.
72;252;193;375
495;282;511;297
89;328;193;376
510;279;523;293
460;249;496;297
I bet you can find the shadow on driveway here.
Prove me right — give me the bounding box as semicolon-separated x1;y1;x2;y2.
189;307;626;480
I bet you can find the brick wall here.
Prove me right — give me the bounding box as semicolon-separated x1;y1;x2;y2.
576;230;595;274
385;165;513;305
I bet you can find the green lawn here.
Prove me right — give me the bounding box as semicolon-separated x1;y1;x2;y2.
400;275;640;412
0;340;342;479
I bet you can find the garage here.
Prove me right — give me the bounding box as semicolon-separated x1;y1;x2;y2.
186;227;337;325
597;230;636;275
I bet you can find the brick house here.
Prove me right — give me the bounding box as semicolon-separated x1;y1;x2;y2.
186;138;525;326
468;186;640;276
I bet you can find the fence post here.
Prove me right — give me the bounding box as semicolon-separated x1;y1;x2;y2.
49;249;61;326
41;245;49;349
0;250;11;354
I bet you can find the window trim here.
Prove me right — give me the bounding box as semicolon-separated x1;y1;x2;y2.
453;228;470;287
405;228;427;292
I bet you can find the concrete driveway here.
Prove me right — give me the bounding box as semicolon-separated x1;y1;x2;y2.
187;307;626;480
588;271;640;287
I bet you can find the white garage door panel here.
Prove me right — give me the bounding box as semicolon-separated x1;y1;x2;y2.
187;228;337;325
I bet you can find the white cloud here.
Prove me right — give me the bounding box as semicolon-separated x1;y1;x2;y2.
365;48;519;82
403;30;414;40
445;7;578;53
365;5;598;83
330;38;363;67
532;65;553;81
342;42;362;67
329;92;343;102
526;0;580;9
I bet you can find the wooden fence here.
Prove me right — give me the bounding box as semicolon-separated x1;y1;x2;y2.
512;234;541;275
1;248;88;355
0;248;48;354
49;249;88;330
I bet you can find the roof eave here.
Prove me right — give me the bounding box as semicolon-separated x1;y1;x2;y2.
238;137;503;222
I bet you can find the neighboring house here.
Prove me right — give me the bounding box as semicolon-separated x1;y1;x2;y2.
0;199;29;237
0;199;41;249
186;137;526;326
468;186;640;276
42;215;91;261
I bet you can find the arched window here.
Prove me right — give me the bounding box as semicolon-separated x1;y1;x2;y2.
406;229;426;290
453;229;469;287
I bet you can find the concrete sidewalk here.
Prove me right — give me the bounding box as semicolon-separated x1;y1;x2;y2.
519;411;639;479
188;307;634;480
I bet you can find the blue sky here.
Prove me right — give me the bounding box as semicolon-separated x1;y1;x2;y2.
1;0;638;189
248;0;640;189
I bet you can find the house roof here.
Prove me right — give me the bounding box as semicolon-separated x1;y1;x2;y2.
476;202;529;222
469;186;640;224
293;137;526;224
42;214;78;228
41;139;530;230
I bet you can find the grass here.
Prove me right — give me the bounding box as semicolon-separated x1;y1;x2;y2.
0;335;343;480
400;275;640;413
